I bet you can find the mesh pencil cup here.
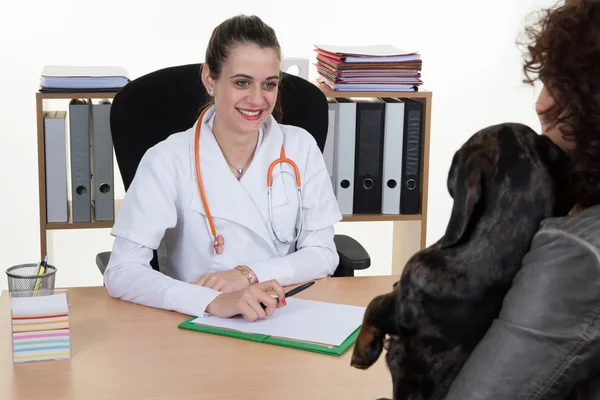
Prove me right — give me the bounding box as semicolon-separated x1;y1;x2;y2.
6;263;57;296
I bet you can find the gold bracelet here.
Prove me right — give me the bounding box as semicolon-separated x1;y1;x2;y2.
235;265;254;285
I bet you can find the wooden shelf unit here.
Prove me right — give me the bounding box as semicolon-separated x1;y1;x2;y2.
35;91;118;259
317;83;432;274
35;85;432;274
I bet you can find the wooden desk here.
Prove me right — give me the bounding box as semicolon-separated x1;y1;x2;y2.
1;276;396;400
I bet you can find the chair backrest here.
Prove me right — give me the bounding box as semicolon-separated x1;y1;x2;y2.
110;63;329;191
109;63;329;271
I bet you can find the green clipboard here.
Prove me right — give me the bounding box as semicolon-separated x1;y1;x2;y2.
178;317;360;356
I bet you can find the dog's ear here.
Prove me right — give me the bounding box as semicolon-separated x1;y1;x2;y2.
396;300;418;333
440;160;483;248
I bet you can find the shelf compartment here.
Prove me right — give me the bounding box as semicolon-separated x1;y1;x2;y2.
45;200;122;230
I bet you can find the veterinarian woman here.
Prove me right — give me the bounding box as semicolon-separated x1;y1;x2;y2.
103;15;342;322
444;1;600;399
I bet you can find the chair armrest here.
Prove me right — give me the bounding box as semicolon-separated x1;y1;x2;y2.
96;251;111;276
334;234;371;276
96;239;370;277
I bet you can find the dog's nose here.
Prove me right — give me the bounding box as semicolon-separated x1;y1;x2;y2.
351;356;370;369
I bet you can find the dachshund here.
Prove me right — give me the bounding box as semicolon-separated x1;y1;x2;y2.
350;122;574;400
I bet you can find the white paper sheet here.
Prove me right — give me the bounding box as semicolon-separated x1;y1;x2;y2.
10;292;68;315
41;65;129;78
191;298;366;346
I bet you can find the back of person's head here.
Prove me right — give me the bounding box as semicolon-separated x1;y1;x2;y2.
520;0;600;208
203;14;283;120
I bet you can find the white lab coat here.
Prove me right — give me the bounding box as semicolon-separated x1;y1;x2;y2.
104;106;342;317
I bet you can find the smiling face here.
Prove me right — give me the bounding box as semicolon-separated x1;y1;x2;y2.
202;43;280;137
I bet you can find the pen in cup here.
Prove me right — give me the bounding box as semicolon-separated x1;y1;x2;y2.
32;255;48;296
261;281;315;310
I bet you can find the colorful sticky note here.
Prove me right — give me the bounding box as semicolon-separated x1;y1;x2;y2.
10;290;71;363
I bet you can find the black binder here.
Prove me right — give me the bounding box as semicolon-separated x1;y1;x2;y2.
353;99;386;214
400;99;423;214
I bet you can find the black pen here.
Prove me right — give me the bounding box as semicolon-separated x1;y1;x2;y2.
261;281;315;309
280;281;315;300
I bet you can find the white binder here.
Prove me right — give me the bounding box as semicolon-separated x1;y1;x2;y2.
44;111;68;223
325;99;337;188
381;98;405;214
333;98;356;215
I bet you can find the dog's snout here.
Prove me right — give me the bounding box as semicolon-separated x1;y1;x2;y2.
351;355;370;369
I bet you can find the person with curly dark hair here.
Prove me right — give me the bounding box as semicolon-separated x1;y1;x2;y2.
443;1;600;399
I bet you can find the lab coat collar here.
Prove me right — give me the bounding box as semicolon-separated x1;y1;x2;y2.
187;106;289;251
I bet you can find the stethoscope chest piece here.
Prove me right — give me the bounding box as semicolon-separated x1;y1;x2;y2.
267;169;303;245
194;107;304;254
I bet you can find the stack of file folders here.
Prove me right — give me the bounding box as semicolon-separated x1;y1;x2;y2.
40;65;130;92
314;44;422;92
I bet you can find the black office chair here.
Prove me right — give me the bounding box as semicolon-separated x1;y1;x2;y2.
95;63;371;278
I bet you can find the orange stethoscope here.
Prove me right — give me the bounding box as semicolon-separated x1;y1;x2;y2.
194;107;304;254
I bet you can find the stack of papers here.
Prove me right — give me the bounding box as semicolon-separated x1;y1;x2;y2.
40;65;130;91
314;44;422;92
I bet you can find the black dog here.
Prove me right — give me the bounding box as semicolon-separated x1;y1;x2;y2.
350;123;574;400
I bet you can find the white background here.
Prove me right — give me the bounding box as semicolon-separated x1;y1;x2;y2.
0;0;558;290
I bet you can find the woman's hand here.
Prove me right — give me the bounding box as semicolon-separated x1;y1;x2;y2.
205;280;287;321
194;268;254;293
